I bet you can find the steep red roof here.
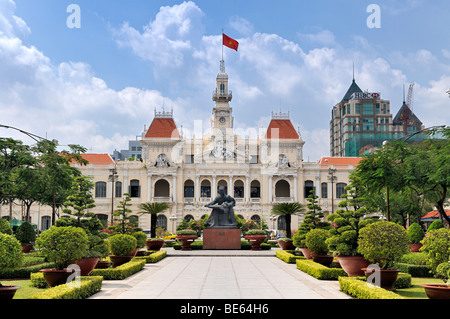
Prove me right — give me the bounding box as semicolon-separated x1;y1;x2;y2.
266;119;299;139
318;157;362;167
145;118;180;139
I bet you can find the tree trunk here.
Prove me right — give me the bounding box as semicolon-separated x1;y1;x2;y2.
151;214;157;238
286;214;292;238
386;186;390;221
436;185;450;224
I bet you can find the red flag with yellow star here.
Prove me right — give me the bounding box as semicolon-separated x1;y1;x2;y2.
223;33;239;51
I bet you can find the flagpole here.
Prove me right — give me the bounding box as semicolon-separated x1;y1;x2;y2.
221;28;224;61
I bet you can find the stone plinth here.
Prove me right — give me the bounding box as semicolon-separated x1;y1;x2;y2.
203;228;241;250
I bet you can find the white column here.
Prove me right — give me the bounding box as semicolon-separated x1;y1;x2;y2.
212;175;217;198
268;175;273;202
293;176;298;202
172;175;177;203
228;174;233;196
195;174;200;203
245;175;250;202
147;173;152;202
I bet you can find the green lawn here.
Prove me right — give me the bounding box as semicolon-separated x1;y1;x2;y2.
2;279;43;299
394;277;444;299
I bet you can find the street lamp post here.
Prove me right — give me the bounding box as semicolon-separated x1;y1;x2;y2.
328;167;337;215
108;165;118;226
169;214;177;233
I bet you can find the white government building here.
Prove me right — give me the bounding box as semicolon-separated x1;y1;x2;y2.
1;60;361;234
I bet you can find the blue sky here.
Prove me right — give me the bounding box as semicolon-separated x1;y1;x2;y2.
1;0;450;160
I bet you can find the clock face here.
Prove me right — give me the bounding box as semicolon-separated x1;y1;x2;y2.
219;117;226;124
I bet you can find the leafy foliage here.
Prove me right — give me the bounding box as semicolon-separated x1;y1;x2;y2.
406;222;425;244
305;228;331;255
272;201;305;238
15;221;36;245
420;228;450;276
357;221;409;269
138;202;170;238
108;233;137;256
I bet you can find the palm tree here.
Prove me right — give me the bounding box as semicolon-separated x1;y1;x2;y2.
272;202;306;238
138;202;170;238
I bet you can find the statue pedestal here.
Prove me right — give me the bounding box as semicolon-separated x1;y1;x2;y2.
203;228;241;250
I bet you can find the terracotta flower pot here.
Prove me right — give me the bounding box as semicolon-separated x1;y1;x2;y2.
362;268;400;291
95;260;111;269
21;244;33;254
312;254;334;267
76;257;99;276
245;235;267;251
421;284;450;299
40;268;76;287
299;247;313;259
277;239;295;250
337;255;371;277
146;239;165;251
0;285;20;300
109;255;133;268
176;235;198;251
410;243;423;253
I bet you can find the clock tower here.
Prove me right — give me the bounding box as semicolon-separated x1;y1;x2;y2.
212;60;234;132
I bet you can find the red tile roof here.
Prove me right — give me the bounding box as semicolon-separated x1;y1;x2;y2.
79;154;115;165
421;210;450;220
145;118;180;139
266;119;299;139
318;157;362;167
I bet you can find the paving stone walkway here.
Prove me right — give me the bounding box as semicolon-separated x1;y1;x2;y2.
90;248;350;300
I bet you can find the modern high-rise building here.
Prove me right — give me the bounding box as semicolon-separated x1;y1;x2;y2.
330;77;425;157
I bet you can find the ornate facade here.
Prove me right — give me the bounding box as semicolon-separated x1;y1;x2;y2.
1;60;362;234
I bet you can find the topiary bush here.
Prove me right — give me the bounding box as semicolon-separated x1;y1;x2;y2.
357;221;409;269
36;226;89;270
108;234;137;256
420;227;450;276
407;222;425;244
15;221;36;245
305;229;331;256
426;219;444;233
0;233;23;286
132;231;148;249
0;219;13;235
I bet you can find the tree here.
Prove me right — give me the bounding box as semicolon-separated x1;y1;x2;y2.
110;193;136;234
33;140;88;225
271;202;305;238
351;141;408;221
62;175;96;227
138;202;170;238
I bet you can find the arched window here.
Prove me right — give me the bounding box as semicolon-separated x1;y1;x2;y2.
184;180;194;198
157;215;168;229
217;179;228;195
250;180;261;198
41;216;51;231
154;179;170;198
321;182;328;199
184;215;194;222
220;83;225;95
234;180;244;198
251;215;261;224
115;181;122;198
304;180;314;198
129;180;141;198
336;183;348;199
95;182;107;198
95;214;109;227
201;180;211;198
275;180;290;198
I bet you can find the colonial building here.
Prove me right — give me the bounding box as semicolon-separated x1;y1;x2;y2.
1;60;362;234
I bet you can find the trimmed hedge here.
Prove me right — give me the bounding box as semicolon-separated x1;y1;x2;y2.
90;258;146;280
276;250;305;264
0;262;56;279
393;263;432;277
172;240;272;250
30;276;103;299
135;250;167;263
339;277;404;299
296;259;347;280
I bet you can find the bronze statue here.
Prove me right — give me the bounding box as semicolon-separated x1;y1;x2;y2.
204;186;237;228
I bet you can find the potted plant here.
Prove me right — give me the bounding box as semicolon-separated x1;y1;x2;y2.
357;221;409;291
0;233;23;299
292;191;328;258
108;233;137;267
36;226;89;287
176;229;198;251
305;229;333;266
76;234;108;275
325;194;375;276
244;229;267;251
407;222;425;252
132;231;149;255
277;237;295;250
14;221;36;253
420;228;450;299
146;238;165;251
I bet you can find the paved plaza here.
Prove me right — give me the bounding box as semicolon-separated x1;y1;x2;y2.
90;248;350;300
